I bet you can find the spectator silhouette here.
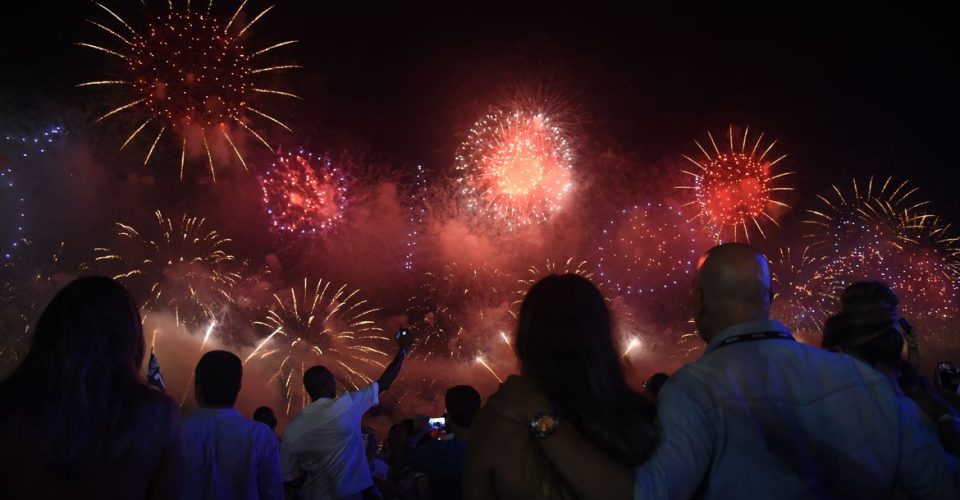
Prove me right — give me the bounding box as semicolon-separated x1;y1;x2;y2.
182;350;282;500
467;274;658;499
0;276;184;499
281;329;413;499
412;385;482;500
254;406;280;441
486;244;960;500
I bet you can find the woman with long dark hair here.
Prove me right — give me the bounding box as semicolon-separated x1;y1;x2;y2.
0;276;183;499
465;274;658;499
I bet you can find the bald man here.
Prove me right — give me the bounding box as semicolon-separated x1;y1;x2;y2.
486;244;958;500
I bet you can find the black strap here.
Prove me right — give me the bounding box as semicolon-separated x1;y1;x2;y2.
717;330;795;349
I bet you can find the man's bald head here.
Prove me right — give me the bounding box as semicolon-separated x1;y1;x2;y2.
693;243;773;341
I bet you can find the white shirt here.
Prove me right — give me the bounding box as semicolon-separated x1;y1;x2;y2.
182;408;283;500
634;320;959;500
282;382;380;499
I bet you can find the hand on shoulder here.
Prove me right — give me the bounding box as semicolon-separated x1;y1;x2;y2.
486;375;552;423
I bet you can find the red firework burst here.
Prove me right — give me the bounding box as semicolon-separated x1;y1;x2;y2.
678;125;794;242
456;109;574;230
78;1;299;180
258;150;349;236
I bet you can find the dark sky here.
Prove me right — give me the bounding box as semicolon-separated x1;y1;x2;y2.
1;1;958;219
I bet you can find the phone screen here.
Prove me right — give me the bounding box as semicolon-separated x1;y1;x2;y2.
428;417;445;429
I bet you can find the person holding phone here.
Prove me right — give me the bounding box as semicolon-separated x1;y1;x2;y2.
280;327;414;500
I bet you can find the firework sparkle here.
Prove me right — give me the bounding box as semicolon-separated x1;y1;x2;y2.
78;1;299;180
455;109;574;230
678;125;793;242
258;149;349;236
248;278;391;414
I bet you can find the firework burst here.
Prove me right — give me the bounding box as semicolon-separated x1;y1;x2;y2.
678;125;793;242
78;1;299;180
247;278;391;414
406;263;512;360
802;176;927;252
770;247;829;340
258;149;349;236
596;202;710;296
455;109;574;230
512;257;595;309
94;210;240;328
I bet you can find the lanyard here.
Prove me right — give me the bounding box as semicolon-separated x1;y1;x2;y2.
717;331;795;349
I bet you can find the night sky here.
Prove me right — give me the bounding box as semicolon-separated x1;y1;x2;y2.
1;2;957;221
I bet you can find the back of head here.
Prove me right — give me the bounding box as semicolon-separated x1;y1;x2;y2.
303;365;336;401
840;281;898;314
445;385;481;430
822;308;904;371
1;276;153;465
694;243;772;339
195;350;242;407
253;406;277;430
516;274;657;468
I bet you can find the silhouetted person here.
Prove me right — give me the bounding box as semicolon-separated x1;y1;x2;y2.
182;350;282;500
281;329;414;499
643;373;670;401
824;305;960;455
412;385;482;500
254;406;279;433
466;274;658;499
487;244;959;500
839;280;921;366
0;277;184;499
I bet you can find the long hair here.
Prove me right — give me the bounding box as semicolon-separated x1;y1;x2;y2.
0;276;160;469
515;274;658;498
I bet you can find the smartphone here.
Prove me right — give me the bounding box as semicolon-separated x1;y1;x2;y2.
428;417;446;429
396;328;410;342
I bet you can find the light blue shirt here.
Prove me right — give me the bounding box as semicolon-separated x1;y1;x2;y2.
182;408;283;500
634;320;959;500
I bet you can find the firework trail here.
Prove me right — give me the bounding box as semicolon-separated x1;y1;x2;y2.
247;278;391;414
258;149;349;236
455;108;574;231
78;0;299;180
94;210;240;329
596;202;710;296
678;125;793;242
405;263;512;360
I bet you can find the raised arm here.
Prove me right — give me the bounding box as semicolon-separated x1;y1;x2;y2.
378;328;413;393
